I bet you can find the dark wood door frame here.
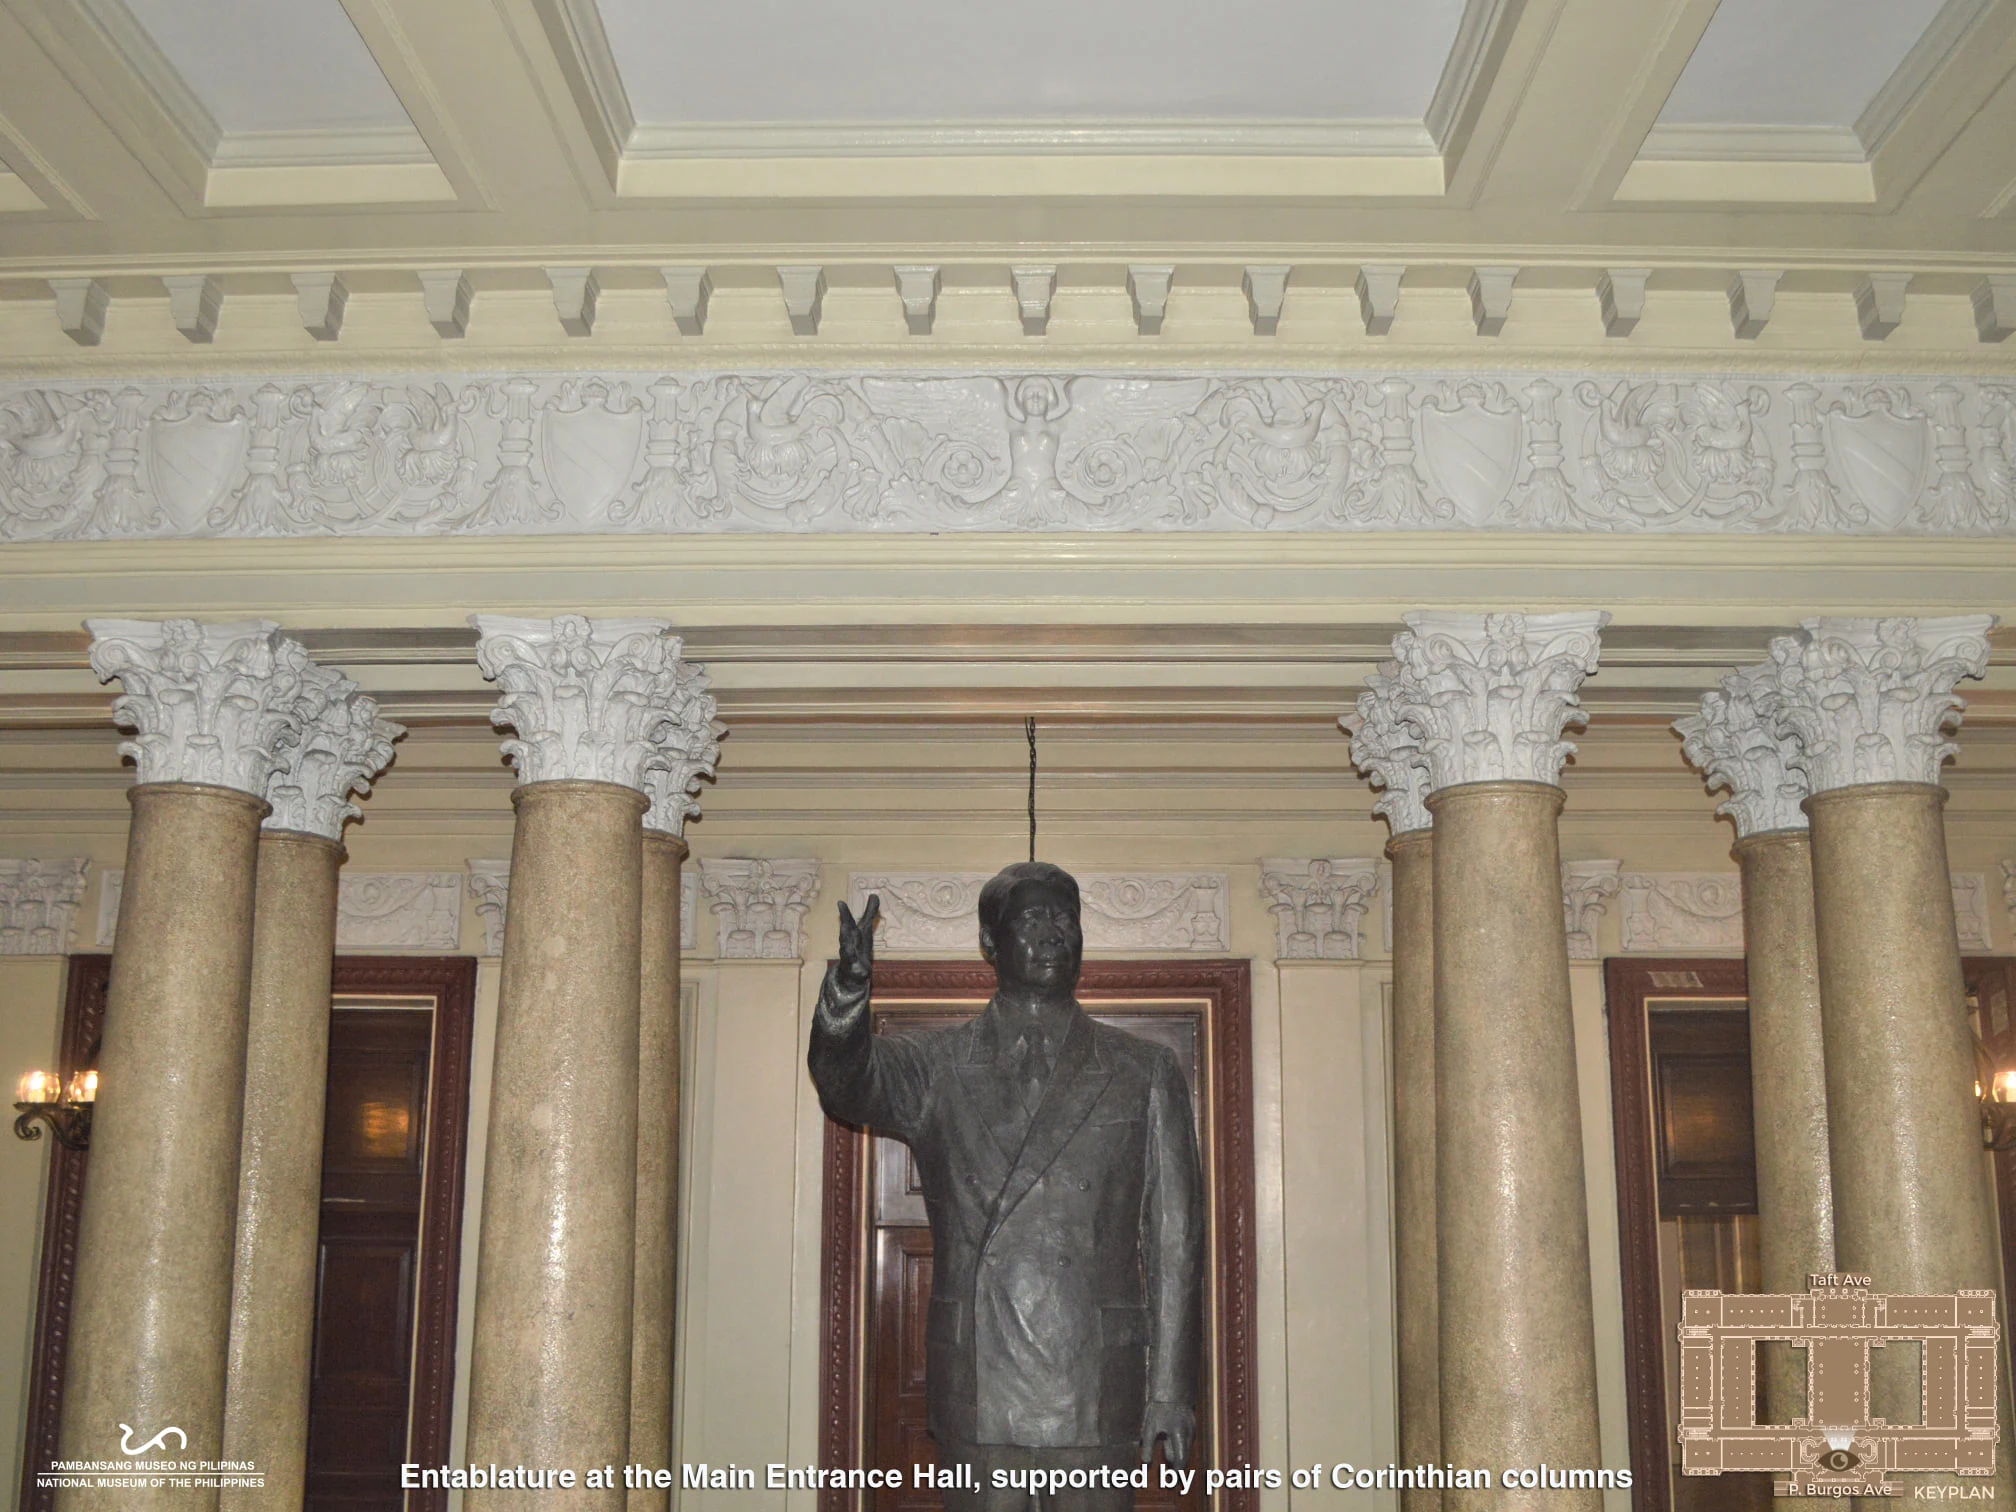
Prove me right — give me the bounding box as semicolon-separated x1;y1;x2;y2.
1606;956;1750;1512
17;954;476;1512
817;959;1259;1512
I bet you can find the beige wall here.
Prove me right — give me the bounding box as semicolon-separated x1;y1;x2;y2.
0;955;64;1499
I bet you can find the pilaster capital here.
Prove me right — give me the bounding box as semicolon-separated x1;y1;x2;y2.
0;858;90;955
1755;615;1995;791
700;857;821;959
1389;610;1609;791
1561;859;1622;960
1343;665;1432;834
1674;662;1809;837
85;617;308;796
263;640;403;839
642;653;724;837
471;613;684;790
1259;857;1378;960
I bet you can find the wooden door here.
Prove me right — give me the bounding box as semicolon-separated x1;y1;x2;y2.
820;960;1259;1512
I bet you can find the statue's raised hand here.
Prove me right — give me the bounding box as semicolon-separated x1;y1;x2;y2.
835;894;880;994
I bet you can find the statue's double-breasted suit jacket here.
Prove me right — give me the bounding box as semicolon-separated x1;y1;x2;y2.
809;971;1204;1451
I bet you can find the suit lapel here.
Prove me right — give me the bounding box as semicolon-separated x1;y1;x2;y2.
955;1008;1024;1175
986;1008;1110;1240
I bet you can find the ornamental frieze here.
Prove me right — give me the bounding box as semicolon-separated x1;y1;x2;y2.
2;371;2013;540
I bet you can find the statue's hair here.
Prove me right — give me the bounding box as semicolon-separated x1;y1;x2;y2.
977;861;1080;943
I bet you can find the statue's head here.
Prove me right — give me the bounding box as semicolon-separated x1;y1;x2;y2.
978;861;1082;994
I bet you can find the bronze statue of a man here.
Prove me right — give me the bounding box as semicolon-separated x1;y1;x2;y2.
809;862;1204;1511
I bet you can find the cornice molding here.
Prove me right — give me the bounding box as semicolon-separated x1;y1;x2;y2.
1258;858;1377;961
701;857;821;960
3;372;2014;544
846;870;1230;954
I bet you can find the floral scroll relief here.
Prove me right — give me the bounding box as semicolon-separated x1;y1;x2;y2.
6;372;2015;542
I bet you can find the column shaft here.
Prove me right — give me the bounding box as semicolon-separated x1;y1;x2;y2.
1387;830;1440;1512
1732;830;1834;1441
221;829;345;1511
58;783;266;1512
466;780;646;1510
1807;783;2015;1502
629;834;687;1507
1429;782;1601;1511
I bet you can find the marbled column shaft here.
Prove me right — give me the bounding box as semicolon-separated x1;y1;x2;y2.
466;780;646;1511
1806;783;2015;1504
1428;782;1601;1512
221;829;345;1512
58;783;266;1512
1388;830;1441;1511
629;833;687;1508
1732;830;1835;1453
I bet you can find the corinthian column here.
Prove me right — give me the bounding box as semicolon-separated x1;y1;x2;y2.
222;652;400;1512
463;615;682;1510
1388;610;1609;1511
1676;664;1833;1457
630;657;721;1509
61;621;310;1512
1757;615;2012;1500
1346;668;1439;1512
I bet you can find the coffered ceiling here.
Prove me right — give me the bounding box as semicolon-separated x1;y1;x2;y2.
1;0;2013;360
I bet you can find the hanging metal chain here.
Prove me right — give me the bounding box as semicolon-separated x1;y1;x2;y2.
1025;716;1037;862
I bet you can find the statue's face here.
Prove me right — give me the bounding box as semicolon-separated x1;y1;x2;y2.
985;888;1083;993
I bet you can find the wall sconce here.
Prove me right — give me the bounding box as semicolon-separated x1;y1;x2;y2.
13;1067;94;1151
1973;1037;2016;1152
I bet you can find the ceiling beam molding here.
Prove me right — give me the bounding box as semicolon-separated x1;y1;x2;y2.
418;269;472;339
893;265;940;337
1597;268;1648;338
1977;277;2016;344
1243;266;1290;336
292;272;347;342
1855;273;1911;342
47;277;106;346
1468;266;1516;336
162;274;221;343
662;266;711;335
547;266;599;336
1356;265;1403;336
778;266;826;336
1128;266;1174;337
1728;270;1780;341
1012;266;1055;337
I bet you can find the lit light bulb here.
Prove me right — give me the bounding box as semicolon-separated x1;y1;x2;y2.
16;1069;57;1104
67;1069;98;1104
1997;1071;2016;1104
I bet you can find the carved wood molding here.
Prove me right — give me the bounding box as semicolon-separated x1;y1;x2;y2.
3;373;2012;542
816;958;1259;1512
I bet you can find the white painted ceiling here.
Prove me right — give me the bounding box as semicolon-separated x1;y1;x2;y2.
115;0;411;134
593;0;1471;123
1657;0;1951;127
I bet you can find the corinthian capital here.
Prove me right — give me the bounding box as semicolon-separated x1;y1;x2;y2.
1755;616;1995;792
86;618;308;796
472;614;684;790
1389;610;1609;791
1343;664;1431;834
1675;662;1809;837
643;652;724;837
263;640;403;839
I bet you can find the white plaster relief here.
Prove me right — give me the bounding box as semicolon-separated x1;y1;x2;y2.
96;868;122;947
1385;610;1608;791
467;859;508;956
2004;859;2016;931
643;653;723;838
1343;668;1431;835
0;858;89;955
846;871;1229;954
472;613;687;790
1754;616;1995;791
86;618;309;797
1259;859;1377;960
467;856;698;955
703;858;821;959
1954;873;1993;954
1619;873;1746;953
4;374;2014;542
1675;661;1809;837
1562;860;1622;960
263;641;402;840
336;872;463;951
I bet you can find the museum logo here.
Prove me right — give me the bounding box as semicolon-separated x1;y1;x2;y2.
1679;1273;2000;1498
120;1423;186;1456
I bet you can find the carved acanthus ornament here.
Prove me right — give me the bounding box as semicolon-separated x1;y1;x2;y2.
702;858;821;959
1675;663;1809;837
1620;874;1746;952
472;614;687;790
643;652;723;837
85;618;311;797
8;374;2016;543
1386;611;1609;791
1343;666;1431;834
0;858;90;955
2004;860;2016;928
470;857;698;955
1754;616;1995;791
846;871;1229;953
262;642;403;840
1953;875;1993;953
1561;861;1623;960
335;874;463;951
1259;859;1378;960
